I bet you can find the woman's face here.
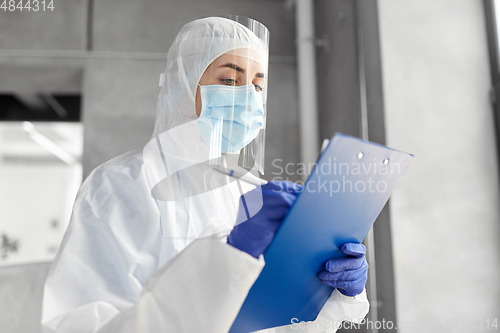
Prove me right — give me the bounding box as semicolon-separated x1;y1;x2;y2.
195;52;266;117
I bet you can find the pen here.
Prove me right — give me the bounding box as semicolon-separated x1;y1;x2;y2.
213;165;268;186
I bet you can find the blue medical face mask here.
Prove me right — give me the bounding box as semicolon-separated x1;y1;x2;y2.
194;84;265;153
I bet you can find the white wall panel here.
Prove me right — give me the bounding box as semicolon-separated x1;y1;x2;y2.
379;0;500;331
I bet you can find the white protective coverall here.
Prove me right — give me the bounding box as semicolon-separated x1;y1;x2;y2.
41;17;369;333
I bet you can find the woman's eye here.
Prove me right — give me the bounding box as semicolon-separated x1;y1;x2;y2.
254;84;263;92
221;79;236;85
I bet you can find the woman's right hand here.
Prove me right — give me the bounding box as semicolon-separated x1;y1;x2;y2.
227;181;302;258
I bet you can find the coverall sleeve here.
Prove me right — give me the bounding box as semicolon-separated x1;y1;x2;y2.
41;163;265;333
254;287;369;333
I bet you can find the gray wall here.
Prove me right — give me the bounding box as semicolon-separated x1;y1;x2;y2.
0;1;299;332
379;0;500;331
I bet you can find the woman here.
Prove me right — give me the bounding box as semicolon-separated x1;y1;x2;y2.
41;17;369;333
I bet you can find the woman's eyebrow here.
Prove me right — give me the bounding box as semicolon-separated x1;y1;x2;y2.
219;63;245;73
218;63;266;79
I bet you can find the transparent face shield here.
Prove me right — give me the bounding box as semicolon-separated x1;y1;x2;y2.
192;16;269;175
147;16;270;203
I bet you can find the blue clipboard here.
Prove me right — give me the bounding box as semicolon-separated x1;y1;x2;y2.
229;133;413;333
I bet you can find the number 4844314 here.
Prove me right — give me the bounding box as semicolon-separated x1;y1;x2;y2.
1;0;54;11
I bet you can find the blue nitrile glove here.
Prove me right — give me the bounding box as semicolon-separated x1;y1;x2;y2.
227;181;302;258
318;243;369;297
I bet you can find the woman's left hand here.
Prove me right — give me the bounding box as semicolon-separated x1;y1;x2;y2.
318;243;369;297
